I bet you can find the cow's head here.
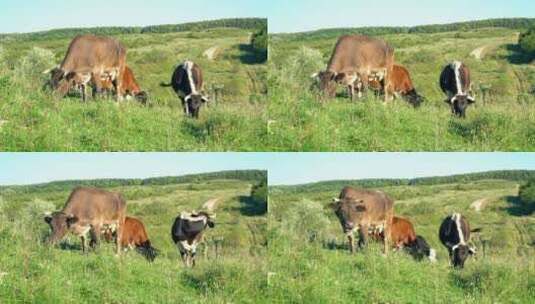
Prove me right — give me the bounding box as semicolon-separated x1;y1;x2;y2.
312;71;337;98
184;94;209;118
329;197;366;233
44;211;78;244
404;89;424;108
451;243;476;268
447;94;475;118
408;235;436;262
134;91;148;105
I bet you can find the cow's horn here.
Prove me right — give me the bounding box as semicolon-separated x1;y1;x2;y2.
450;96;456;104
310;72;319;79
185;94;192;102
467;95;475;102
332;197;340;203
201;96;209;102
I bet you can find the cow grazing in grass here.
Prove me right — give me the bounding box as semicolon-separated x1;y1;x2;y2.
160;61;209;118
100;66;148;104
44;187;126;255
368;64;424;107
369;216;436;261
313;35;394;102
439;213;479;268
103;216;157;262
43;35;126;102
329;186;394;254
439;61;475;117
171;211;215;267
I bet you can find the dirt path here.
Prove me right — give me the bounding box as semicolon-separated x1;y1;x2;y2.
202;198;220;211
470;46;487;60
471;198;490;212
203;46;220;60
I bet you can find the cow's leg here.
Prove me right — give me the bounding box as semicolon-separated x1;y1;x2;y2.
81;84;86;102
348;85;354;101
358;224;368;249
383;221;390;255
90;224;101;250
115;72;124;102
92;72;104;99
191;251;197;268
360;73;369;99
347;233;355;253
80;235;87;253
115;221;123;255
384;69;393;102
357;82;363;99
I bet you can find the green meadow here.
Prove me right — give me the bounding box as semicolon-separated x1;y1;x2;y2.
0;170;268;303
269;171;535;303
268;20;535;151
0;19;267;151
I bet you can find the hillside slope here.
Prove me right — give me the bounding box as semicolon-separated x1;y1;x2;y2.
0;175;267;303
0;21;267;151
269;24;535;151
269;178;535;303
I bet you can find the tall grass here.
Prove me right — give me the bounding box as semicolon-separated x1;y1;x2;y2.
269;179;535;303
0;179;267;303
268;28;535;151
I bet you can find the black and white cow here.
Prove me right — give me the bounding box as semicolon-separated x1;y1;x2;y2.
160;60;209;118
439;61;475;118
171;211;215;267
439;213;478;268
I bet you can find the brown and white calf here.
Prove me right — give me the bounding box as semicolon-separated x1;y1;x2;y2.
171;211;215;267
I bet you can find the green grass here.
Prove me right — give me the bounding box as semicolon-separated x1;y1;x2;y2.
269;178;535;303
0;177;267;303
0;26;267;151
268;27;535;151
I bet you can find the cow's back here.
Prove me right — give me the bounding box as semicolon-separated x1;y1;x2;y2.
327;35;394;73
62;187;126;221
339;186;394;220
391;217;416;245
60;35;126;72
391;65;414;93
122;217;148;246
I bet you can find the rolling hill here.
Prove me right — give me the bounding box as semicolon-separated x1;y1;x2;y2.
268;18;535;151
0;170;267;303
0;18;267;151
269;171;535;303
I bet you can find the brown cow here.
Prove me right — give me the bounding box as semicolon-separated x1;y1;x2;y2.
314;35;394;102
329;186;394;254
368;64;424;107
102;216;157;261
44;34;126;102
44;187;126;255
99;66;148;104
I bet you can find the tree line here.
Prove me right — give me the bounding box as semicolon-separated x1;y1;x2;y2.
0;170;267;194
0;18;267;41
274;170;535;193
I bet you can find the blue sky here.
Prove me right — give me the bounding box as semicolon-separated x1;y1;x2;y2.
0;153;534;186
0;0;532;34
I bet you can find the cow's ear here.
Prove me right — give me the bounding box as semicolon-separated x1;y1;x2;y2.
334;73;346;82
66;214;78;226
201;96;209;103
310;72;319;79
467;96;475;104
468;246;476;255
207;221;215;228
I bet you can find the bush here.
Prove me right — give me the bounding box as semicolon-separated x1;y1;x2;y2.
251;28;268;63
519;180;535;208
519;28;535;55
276;46;324;90
14;47;55;86
279;200;331;242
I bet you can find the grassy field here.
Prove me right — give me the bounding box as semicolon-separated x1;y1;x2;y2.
0;23;267;151
0;174;267;303
269;176;535;303
268;26;535;151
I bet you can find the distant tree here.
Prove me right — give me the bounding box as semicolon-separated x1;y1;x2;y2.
250;28;268;63
519;179;535;209
250;180;267;214
519;28;535;55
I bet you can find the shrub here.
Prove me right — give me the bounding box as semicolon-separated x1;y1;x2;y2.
519;28;535;55
519;180;535;209
14;47;55;87
251;28;268;63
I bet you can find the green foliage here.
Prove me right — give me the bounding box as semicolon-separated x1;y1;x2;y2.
519;179;535;209
250;180;268;215
519;27;535;55
251;28;268;63
0;21;267;151
269;176;535;303
0;177;267;303
269;24;535;151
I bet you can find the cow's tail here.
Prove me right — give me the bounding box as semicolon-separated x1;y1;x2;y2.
159;82;172;87
137;240;158;262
